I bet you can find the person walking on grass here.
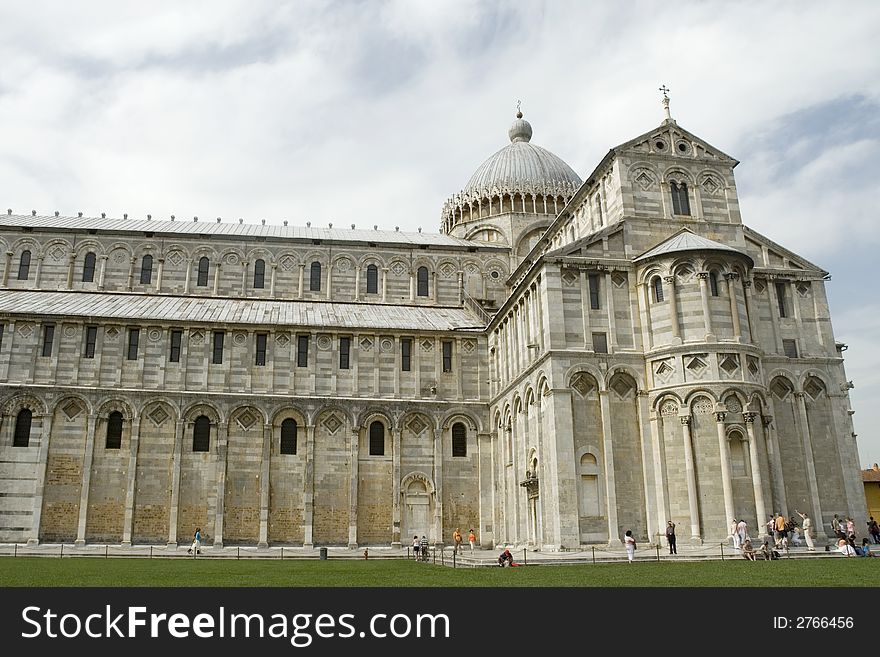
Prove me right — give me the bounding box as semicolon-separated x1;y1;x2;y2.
624;530;636;563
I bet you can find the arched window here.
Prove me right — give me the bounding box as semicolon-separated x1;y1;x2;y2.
652;276;664;302
197;257;210;286
310;261;321;291
106;411;123;449
140;255;153;284
709;271;719;297
193;415;210;452
366;264;378;294
369;421;385;456
452;422;467;457
670;181;691;215
280;418;297;455
417;266;429;297
253;259;265;289
13;408;32;447
82;252;96;282
578;452;600;516
17;250;31;280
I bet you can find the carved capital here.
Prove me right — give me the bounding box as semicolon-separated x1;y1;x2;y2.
742;280;752;289
742;411;757;424
793;391;806;399
724;272;740;281
761;415;773;428
679;415;692;426
697;271;710;280
663;275;675;284
714;411;727;423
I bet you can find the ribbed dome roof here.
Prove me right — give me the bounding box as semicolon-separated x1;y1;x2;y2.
461;112;582;197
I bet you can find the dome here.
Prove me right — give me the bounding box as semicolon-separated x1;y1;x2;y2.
461;112;582;198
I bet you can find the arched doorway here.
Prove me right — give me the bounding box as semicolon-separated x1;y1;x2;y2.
402;472;434;543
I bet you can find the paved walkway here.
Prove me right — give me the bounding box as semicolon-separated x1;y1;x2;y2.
0;541;848;565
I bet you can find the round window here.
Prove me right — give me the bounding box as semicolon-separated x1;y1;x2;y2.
490;270;500;279
654;140;666;150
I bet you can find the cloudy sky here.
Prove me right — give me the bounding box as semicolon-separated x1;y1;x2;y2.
1;1;878;465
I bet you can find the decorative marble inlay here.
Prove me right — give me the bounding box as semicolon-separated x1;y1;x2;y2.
323;414;342;435
62;400;83;420
147;406;169;427
275;333;290;348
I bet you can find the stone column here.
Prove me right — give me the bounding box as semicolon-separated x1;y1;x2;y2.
258;423;271;548
432;426;443;545
184;262;192;294
212;262;222;296
391;427;401;547
326;263;334;301
269;263;277;297
742;280;755;343
66;253;75;289
297;264;305;298
725;273;742;341
409;270;415;302
354;266;361;302
697;272;714;339
34;255;44;288
478;432;494;548
432;271;438;304
381;268;388;303
680;415;702;542
1;251;12;287
743;412;768;537
715;410;736;533
636;390;657;542
121;416;141;547
649;411;668;536
664;275;681;342
762;413;788;517
348;427;359;548
640;283;654;351
156;257;165;293
74;413;98;546
213;423;228;548
302;424;315;548
167;419;185;547
598;390;621;545
28;413;53;545
123;256;133;291
240;261;249;297
604;271;616;351
794;392;824;527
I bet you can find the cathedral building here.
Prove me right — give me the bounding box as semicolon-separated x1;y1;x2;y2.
0;100;866;550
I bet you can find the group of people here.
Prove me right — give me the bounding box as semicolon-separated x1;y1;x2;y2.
452;528;477;555
741;538;781;561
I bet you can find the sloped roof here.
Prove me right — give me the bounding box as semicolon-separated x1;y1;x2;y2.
0;213;490;249
635;228;752;263
0;290;485;331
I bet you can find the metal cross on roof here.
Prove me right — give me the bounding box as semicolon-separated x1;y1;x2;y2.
659;85;672;120
659;84;670;99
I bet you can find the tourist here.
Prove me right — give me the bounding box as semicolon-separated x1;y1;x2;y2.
837;538;857;557
868;516;880;544
832;514;843;539
730;518;741;549
498;549;513;567
846;517;856;539
452;528;463;555
796;510;816;551
790;525;802;547
412;535;420;560
419;535;429;562
741;538;757;561
765;516;776;540
666;520;677;555
736;518;749;547
624;530;636;563
774;513;788;546
858;538;876;557
760;540;779;561
468;528;476;552
187;527;201;555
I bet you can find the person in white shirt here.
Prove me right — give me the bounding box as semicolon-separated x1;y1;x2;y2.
837;539;857;557
796;511;816;551
624;530;636;563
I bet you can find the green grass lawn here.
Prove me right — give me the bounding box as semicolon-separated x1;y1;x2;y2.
0;557;876;587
